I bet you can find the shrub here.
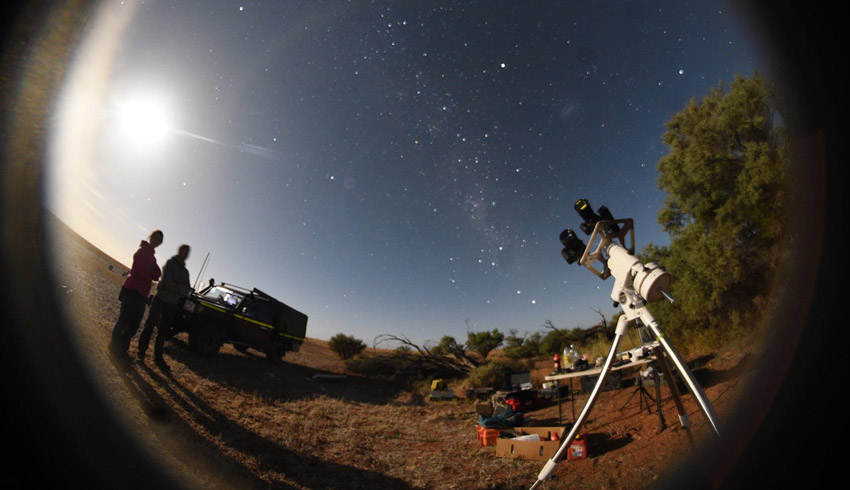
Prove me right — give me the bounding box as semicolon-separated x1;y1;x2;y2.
328;333;366;360
503;330;542;360
464;360;525;389
466;329;504;360
465;362;506;389
345;352;464;388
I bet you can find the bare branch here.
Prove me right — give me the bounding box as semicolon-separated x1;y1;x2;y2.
589;306;607;328
373;333;476;374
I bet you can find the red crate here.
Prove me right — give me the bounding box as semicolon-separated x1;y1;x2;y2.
477;426;501;446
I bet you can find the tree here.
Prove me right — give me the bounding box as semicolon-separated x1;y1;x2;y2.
431;335;467;359
540;329;572;355
646;73;788;337
466;328;505;360
328;333;366;360
503;329;542;360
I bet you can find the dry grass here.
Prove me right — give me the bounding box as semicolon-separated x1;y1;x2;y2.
48;217;757;490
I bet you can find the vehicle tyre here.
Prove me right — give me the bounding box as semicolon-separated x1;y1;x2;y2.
189;324;223;357
265;344;285;363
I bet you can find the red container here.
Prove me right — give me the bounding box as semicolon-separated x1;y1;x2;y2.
504;390;540;412
567;435;588;461
477;426;501;446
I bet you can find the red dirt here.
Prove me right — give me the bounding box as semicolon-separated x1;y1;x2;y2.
49;218;757;489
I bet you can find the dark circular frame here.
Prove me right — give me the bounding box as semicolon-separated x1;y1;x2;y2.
1;1;844;488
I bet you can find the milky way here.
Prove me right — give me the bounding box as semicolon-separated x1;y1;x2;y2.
49;0;763;344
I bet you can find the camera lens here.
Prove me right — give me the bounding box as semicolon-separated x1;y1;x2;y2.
559;228;585;264
574;198;598;224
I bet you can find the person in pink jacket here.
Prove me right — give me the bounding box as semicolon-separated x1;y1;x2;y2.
109;230;163;365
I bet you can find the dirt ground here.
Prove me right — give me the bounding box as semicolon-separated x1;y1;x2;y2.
47;217;757;490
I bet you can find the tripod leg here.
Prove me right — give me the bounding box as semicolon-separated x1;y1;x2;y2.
651;361;666;432
643;314;721;438
655;348;694;446
570;378;576;421
556;380;562;425
620;380;643;412
529;315;629;490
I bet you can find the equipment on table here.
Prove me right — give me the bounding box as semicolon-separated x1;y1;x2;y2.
529;199;721;490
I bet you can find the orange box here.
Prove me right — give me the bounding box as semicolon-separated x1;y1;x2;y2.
477;426;501;446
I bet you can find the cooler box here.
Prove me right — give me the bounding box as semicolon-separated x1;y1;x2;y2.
477;426;500;446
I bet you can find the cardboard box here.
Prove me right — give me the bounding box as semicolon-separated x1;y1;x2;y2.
495;427;566;461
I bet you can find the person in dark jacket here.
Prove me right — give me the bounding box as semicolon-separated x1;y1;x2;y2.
109;230;163;365
137;244;192;371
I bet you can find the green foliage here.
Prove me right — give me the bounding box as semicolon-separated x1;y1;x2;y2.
345;352;464;387
540;329;572;355
578;332;616;363
328;333;366;360
465;361;507;389
466;329;505;360
503;330;542;360
431;335;466;358
393;345;412;354
647;73;788;337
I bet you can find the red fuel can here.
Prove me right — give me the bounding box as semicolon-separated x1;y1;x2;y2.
567;434;588;461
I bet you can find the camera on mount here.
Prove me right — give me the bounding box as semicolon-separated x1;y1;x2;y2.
575;198;620;235
560;198;620;264
559;228;585;264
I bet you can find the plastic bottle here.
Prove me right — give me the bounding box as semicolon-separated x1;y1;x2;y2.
553;353;561;372
514;434;541;442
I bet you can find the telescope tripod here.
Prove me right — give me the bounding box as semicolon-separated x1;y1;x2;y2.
530;303;719;488
530;205;720;489
619;362;656;416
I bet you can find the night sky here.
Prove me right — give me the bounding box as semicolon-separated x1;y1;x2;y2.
47;0;764;346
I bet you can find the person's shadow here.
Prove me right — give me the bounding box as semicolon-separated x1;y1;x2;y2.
116;363;414;490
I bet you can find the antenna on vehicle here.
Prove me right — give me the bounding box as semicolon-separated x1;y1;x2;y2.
194;252;210;291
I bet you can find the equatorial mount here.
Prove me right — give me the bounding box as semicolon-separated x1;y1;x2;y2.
561;199;672;304
530;198;721;490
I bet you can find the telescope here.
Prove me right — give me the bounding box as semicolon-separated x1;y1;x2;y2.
561;199;672;303
530;199;721;489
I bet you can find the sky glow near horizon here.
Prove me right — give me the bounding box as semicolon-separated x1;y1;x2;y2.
47;0;764;347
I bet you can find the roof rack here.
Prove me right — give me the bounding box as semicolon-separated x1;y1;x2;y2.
215;283;281;303
217;282;252;295
252;287;281;303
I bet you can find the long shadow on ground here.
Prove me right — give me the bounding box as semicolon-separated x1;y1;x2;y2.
690;353;755;389
164;336;405;405
115;360;414;490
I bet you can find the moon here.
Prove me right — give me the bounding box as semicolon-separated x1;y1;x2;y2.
115;94;171;146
